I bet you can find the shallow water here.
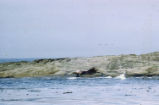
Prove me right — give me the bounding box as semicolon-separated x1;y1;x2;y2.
0;77;159;105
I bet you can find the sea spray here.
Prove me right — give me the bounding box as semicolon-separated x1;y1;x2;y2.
115;74;126;80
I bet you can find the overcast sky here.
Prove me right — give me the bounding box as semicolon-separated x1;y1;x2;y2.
0;0;159;58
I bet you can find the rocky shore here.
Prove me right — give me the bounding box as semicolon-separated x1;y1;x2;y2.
0;52;159;78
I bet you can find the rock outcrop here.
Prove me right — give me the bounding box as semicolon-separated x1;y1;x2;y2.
73;67;103;77
0;52;159;78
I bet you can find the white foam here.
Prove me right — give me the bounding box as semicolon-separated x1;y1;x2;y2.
67;77;77;80
95;76;112;79
115;74;126;80
148;77;152;79
104;76;112;79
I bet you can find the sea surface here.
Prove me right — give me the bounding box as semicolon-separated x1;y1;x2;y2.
0;58;35;63
0;77;159;105
0;59;159;105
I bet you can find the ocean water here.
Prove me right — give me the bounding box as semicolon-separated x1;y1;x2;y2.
0;58;35;63
0;77;159;105
0;59;159;105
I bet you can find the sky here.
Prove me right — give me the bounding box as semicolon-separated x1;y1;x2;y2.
0;0;159;58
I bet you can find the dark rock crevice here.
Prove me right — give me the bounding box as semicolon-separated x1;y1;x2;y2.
73;67;101;77
33;58;71;63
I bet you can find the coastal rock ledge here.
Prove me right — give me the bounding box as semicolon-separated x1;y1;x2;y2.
0;52;159;78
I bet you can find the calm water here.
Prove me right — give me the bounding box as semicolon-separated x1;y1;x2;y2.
0;77;159;105
0;58;35;63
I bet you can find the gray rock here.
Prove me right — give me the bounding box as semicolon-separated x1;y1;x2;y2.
0;52;159;78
